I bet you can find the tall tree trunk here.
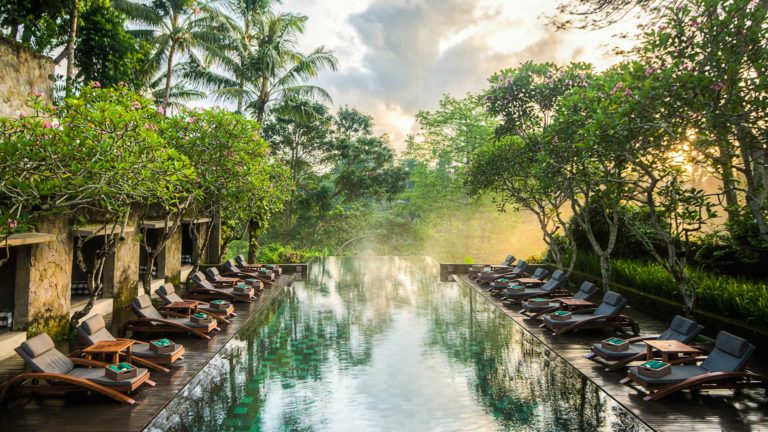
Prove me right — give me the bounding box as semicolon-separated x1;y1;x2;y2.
163;42;177;109
247;219;260;263
65;0;79;96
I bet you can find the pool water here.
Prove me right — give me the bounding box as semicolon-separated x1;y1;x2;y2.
147;257;651;432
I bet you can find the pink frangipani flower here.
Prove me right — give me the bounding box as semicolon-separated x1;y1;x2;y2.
7;219;17;229
91;81;101;88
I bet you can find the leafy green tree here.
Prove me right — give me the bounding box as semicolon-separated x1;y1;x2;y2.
410;93;495;167
113;0;227;108
261;98;332;239
328;109;407;202
236;11;338;122
467;62;592;274
164;107;290;268
75;4;152;88
640;0;768;242
183;0;271;112
0;84;195;326
0;0;65;52
546;66;635;290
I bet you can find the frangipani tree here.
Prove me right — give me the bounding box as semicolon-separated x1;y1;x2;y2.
0;84;195;327
640;0;768;242
468;62;593;275
164;107;290;270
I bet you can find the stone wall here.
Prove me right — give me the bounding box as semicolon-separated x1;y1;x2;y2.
17;216;74;337
0;38;54;117
164;228;182;285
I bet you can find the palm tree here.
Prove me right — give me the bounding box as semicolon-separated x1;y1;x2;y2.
113;0;227;108
188;6;338;120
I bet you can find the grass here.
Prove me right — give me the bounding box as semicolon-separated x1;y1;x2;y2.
573;252;768;328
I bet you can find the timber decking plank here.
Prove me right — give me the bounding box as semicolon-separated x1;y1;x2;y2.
0;274;297;432
456;274;768;432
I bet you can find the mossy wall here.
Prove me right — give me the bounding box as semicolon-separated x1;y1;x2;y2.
0;38;53;117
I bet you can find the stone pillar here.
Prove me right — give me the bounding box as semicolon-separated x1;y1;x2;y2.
23;216;74;337
108;219;140;308
164;228;182;285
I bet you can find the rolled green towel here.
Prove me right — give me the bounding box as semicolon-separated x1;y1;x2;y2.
151;338;173;347
109;362;134;372
531;298;548;302
641;360;668;370
211;299;227;305
497;278;509;283
553;310;570;316
193;312;208;319
237;283;249;289
606;338;626;345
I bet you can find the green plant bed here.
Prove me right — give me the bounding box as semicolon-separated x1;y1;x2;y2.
573;253;768;328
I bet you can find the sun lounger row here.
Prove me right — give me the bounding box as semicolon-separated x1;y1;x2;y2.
469;255;768;402
0;256;284;405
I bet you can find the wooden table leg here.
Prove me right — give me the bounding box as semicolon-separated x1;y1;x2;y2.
646;345;653;361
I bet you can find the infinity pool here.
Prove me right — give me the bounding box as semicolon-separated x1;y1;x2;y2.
147;257;651;431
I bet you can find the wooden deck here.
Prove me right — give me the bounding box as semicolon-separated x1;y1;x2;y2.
455;274;768;432
0;274;298;432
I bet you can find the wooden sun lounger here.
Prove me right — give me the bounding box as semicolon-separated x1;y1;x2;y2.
122;295;220;340
621;332;768;401
585;315;703;372
0;334;155;405
540;291;640;336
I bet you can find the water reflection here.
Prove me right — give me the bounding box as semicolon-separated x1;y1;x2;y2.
147;257;650;432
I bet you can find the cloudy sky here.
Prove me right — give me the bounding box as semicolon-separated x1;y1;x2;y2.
277;0;638;151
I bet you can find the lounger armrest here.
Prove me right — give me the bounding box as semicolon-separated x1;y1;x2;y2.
626;335;659;343
123;317;212;340
162;311;192;319
69;357;111;368
117;338;149;345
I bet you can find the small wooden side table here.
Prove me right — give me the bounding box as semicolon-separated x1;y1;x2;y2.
557;298;596;312
515;278;545;285
162;300;202;316
82;340;135;364
644;340;700;362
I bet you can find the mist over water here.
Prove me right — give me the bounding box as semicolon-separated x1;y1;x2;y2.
357;206;547;263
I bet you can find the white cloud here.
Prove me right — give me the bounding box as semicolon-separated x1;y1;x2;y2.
278;0;638;151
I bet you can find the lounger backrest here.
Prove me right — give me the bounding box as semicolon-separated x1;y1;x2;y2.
573;282;599;300
592;291;626;316
503;255;515;266
541;270;567;292
701;331;755;373
205;267;221;280
16;333;74;374
531;268;549;280
513;260;528;273
190;271;217;290
658;315;704;343
131;294;164;321
77;314;117;345
156;283;184;304
236;255;248;266
224;259;242;273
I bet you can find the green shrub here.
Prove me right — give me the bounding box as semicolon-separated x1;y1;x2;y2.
254;243;327;264
574;252;768;327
